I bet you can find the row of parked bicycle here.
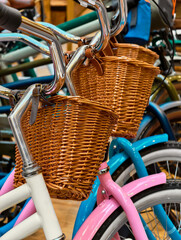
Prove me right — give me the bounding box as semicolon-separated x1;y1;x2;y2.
0;0;181;239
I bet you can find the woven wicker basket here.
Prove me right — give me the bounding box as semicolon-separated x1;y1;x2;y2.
113;43;159;64
14;95;117;200
72;56;160;138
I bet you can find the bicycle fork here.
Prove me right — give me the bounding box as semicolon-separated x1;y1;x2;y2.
97;162;149;240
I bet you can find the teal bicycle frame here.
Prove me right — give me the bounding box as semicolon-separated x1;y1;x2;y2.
73;133;181;240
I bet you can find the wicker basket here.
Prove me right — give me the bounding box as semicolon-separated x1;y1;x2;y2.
72;56;160;138
113;43;159;64
14;95;117;200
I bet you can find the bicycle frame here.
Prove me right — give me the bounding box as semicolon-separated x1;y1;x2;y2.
73;134;168;236
0;158;166;239
0;3;180;239
73;133;181;240
150;75;181;103
0;84;165;240
0;76;180;238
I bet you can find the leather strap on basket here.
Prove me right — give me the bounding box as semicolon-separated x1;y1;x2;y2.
29;85;55;125
85;48;104;76
29;86;41;125
98;36;118;57
101;42;114;56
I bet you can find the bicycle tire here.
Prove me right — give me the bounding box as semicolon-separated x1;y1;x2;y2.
92;181;181;239
112;141;181;186
153;80;181;105
137;106;181;141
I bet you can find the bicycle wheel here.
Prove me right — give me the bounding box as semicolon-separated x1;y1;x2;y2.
112;141;181;186
153;80;181;105
137;107;181;142
92;181;181;239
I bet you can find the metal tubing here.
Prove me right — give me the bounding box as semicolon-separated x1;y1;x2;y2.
0;85;12;99
78;0;110;51
19;17;66;95
38;22;83;44
0;184;31;212
2;17;110;64
0;58;52;77
26;173;62;239
98;162;148;240
110;0;127;36
152;75;180;102
0;33;50;56
1;213;42;240
116;137;181;240
66;45;90;95
8;84;40;175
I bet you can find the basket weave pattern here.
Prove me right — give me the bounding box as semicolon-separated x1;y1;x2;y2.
72;56;160;138
113;43;159;64
14;95;117;200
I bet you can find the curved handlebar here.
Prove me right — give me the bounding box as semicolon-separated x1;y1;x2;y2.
78;0;110;51
0;33;50;56
38;22;84;44
110;0;127;36
0;0;127;96
0;3;66;95
19;17;66;95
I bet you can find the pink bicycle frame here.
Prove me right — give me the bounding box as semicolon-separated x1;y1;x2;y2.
0;162;166;239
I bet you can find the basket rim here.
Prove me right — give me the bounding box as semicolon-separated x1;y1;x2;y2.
44;95;118;119
113;43;159;59
100;56;160;70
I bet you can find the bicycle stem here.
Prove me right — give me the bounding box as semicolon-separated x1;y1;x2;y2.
8;84;41;177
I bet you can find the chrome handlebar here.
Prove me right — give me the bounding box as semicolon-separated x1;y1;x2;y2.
38;0;127;49
0;33;50;56
111;0;127;36
0;0;127;96
38;22;84;45
19;17;66;95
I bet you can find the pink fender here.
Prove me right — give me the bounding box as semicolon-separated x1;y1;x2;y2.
73;198;119;240
73;172;166;240
122;172;166;197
